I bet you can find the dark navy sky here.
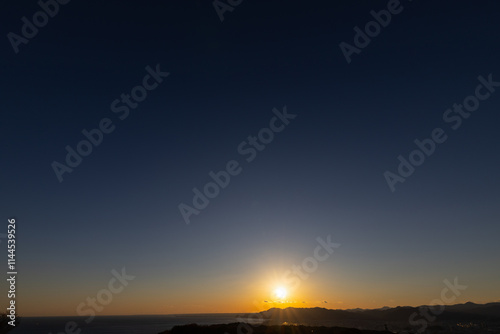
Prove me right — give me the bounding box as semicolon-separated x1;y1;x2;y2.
1;1;500;315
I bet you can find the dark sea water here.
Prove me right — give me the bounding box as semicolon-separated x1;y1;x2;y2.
11;314;262;334
10;314;500;334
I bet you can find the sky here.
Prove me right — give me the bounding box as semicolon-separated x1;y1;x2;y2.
1;0;500;317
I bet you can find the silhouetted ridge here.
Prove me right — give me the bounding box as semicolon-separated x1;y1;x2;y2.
259;302;500;323
159;323;393;334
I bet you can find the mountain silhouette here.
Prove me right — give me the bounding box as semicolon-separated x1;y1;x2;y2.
259;302;500;323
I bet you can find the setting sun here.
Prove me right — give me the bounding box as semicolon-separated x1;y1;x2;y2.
273;286;288;300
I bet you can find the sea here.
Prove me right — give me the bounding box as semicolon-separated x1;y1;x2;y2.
10;314;263;334
11;315;500;333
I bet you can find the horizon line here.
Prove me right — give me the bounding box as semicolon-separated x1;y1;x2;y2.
16;300;500;318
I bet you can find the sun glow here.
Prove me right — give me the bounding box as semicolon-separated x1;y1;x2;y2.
273;286;287;300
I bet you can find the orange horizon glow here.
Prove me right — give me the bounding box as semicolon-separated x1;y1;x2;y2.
6;262;500;317
9;289;497;317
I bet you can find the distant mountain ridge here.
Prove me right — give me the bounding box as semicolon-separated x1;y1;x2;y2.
259;302;500;323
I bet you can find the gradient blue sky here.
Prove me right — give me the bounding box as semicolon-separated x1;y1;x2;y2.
1;0;500;316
